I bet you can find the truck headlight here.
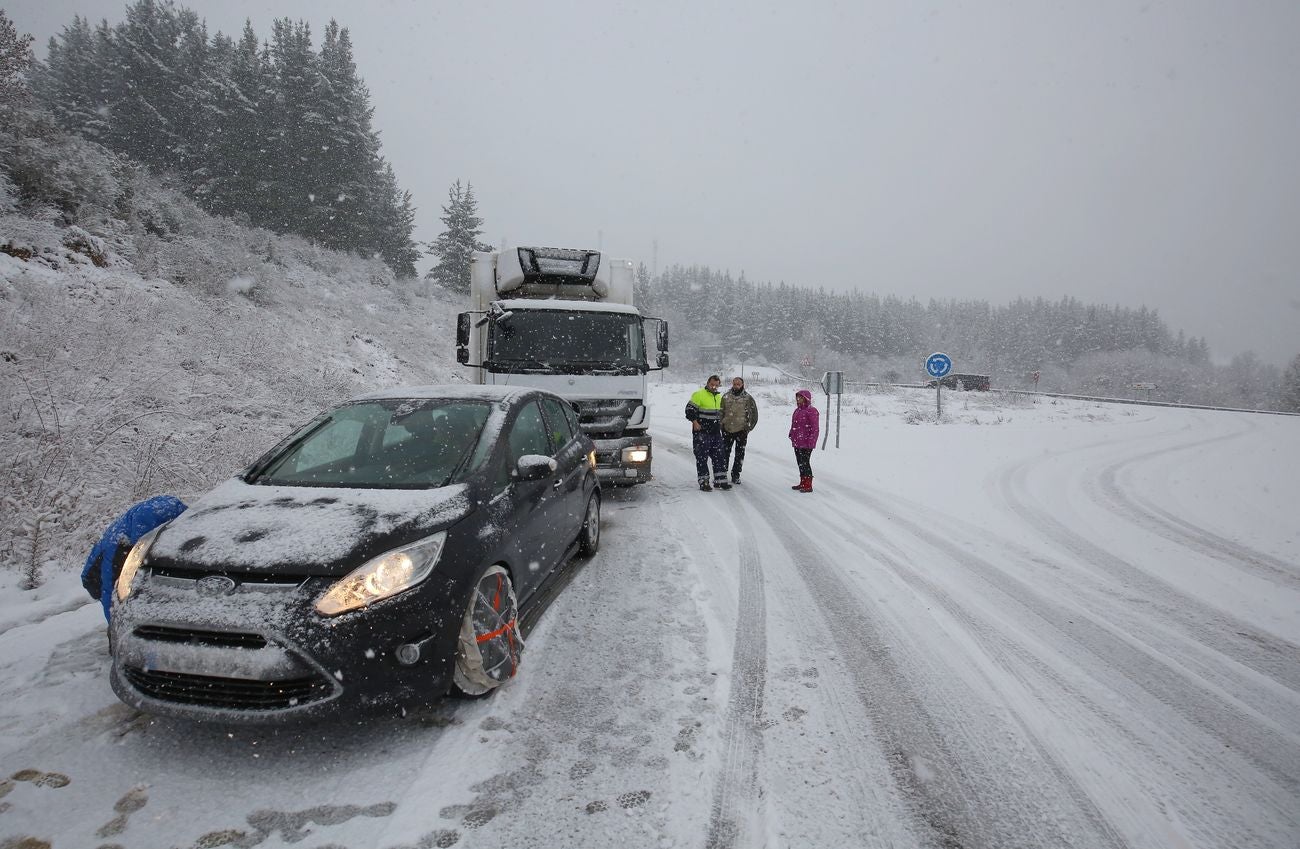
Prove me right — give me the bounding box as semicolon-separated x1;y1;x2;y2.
588;450;597;469
622;446;649;463
315;532;447;616
116;526;163;602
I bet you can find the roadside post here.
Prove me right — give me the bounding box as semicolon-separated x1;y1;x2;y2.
925;352;952;416
821;371;843;449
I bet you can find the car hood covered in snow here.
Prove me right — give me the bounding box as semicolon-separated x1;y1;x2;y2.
147;478;473;576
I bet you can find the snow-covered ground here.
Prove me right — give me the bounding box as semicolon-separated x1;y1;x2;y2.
1;382;1296;849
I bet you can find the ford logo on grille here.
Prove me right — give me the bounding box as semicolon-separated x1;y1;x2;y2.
195;575;238;597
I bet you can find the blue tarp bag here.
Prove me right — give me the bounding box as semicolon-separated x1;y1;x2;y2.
81;495;188;621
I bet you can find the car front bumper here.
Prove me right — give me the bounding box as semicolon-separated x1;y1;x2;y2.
109;566;474;723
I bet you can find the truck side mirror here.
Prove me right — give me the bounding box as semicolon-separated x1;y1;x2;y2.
658;322;669;352
658;352;670;368
456;313;470;365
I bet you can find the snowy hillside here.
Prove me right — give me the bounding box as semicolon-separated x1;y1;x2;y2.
1;211;461;595
0;376;1297;848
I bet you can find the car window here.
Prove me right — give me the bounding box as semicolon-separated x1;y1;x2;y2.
563;402;581;436
507;401;553;461
541;397;576;453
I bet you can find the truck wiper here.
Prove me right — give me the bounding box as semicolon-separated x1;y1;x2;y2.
564;361;643;375
490;358;556;373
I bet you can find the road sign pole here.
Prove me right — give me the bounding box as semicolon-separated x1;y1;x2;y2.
822;388;830;450
925;352;952;420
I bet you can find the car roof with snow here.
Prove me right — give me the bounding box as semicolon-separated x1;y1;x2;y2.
349;384;538;403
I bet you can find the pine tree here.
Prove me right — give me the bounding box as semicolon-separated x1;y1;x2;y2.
367;161;419;277
0;9;35;110
265;18;320;234
0;11;32;103
312;21;374;249
105;0;188;171
221;22;273;222
1281;355;1300;413
426;180;491;293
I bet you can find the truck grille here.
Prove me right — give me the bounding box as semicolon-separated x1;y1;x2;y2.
574;399;641;439
123;666;332;710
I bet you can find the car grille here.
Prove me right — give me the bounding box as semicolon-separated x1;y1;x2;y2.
133;625;268;650
123;666;332;710
151;566;308;586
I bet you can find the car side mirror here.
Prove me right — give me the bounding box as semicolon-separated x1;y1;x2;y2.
515;454;557;481
456;314;470;365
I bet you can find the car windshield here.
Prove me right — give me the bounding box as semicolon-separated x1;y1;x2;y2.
489;310;644;373
248;399;492;488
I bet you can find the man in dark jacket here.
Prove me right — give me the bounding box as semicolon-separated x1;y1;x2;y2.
685;375;730;491
719;376;759;484
81;495;187;621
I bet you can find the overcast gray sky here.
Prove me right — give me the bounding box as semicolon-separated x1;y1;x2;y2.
9;0;1299;364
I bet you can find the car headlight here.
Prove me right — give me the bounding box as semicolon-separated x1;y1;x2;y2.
622;445;649;463
115;526;163;602
315;531;447;616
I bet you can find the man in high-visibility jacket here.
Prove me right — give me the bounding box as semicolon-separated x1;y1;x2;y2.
685;375;730;491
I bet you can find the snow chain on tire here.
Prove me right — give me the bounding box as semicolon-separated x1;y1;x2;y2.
453;565;523;696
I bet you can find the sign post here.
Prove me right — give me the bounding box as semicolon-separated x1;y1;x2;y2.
821;371;843;449
925;352;953;417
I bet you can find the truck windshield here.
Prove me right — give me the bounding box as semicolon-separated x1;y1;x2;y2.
489;310;645;373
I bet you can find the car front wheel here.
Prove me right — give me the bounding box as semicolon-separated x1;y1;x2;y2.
452;565;523;697
578;492;600;557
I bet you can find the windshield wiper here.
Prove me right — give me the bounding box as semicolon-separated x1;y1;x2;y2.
244;417;333;483
490;357;556;373
564;360;642;375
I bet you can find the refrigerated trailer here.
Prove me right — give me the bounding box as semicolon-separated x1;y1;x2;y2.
456;246;669;484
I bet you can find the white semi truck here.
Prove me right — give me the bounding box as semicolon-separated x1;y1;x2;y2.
455;246;669;484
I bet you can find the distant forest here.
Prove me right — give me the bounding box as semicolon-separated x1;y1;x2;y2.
4;5;1295;411
640;264;1296;411
31;0;419;275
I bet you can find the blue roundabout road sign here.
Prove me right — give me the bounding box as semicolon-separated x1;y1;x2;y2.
925;352;953;379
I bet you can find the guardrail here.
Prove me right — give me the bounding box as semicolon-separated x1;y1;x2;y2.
762;366;1299;417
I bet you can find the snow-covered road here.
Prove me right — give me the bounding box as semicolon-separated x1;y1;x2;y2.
1;385;1297;849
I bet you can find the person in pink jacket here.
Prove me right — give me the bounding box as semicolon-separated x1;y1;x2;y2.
788;389;820;493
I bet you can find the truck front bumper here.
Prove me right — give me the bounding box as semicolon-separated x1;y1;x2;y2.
592;434;653;485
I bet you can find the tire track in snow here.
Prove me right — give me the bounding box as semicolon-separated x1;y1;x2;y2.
799;493;1300;847
827;469;1300;724
743;487;1117;849
818;479;1300;797
995;443;1300;692
703;496;768;849
660;432;924;846
1089;431;1300;589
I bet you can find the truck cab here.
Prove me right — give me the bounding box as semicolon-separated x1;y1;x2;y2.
456;246;668;484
